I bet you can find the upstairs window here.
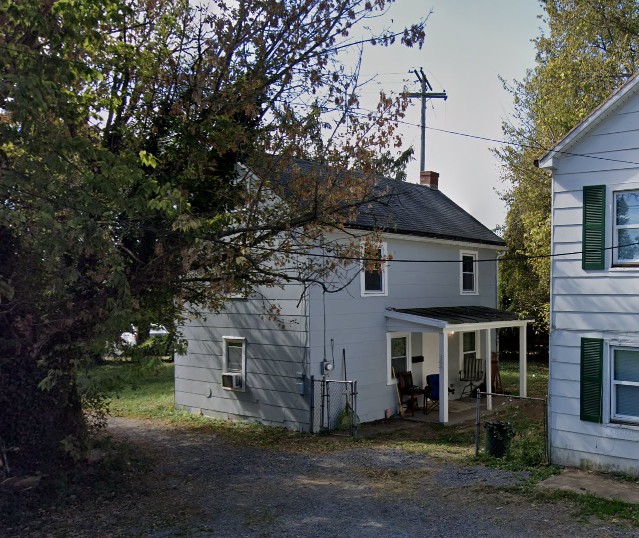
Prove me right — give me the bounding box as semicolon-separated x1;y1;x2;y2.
460;251;478;294
361;242;388;296
614;190;639;265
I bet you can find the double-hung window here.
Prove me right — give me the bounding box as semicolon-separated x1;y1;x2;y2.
611;347;639;424
387;333;409;384
222;336;246;391
613;190;639;265
462;332;477;362
361;242;388;296
580;339;639;425
460;251;478;294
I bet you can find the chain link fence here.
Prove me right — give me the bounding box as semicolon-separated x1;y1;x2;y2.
475;392;548;464
310;377;359;436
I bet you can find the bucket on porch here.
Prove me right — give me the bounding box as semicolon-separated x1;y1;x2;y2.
485;420;514;458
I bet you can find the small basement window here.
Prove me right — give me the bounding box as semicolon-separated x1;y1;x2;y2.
222;337;246;391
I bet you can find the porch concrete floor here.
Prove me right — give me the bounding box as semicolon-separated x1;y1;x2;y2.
357;397;490;437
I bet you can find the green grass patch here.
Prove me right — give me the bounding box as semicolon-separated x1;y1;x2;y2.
104;362;176;419
531;489;639;527
500;359;548;398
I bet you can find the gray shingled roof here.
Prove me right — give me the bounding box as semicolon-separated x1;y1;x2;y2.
352;177;504;246
275;158;504;247
392;306;522;324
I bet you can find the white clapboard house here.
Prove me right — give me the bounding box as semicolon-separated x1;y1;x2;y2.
539;73;639;474
175;162;530;430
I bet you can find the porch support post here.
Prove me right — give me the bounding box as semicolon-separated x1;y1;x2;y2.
439;330;449;424
519;323;527;397
486;328;492;411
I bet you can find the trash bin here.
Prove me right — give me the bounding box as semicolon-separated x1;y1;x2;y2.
485;420;514;458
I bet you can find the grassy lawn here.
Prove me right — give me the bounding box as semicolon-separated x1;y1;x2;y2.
100;358;550;465
106;362;176;419
501;359;548;398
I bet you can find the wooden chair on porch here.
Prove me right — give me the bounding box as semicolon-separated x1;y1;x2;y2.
397;371;429;416
459;356;484;399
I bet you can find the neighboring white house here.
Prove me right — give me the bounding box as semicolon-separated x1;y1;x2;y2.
539;73;639;475
175;163;529;430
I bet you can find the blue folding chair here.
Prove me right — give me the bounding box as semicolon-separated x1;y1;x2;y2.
426;374;454;415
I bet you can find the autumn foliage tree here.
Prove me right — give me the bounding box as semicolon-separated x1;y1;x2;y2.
497;0;639;332
0;0;425;471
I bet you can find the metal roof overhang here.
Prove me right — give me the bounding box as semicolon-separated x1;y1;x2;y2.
384;306;531;333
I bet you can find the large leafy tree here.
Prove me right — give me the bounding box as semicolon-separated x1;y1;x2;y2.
497;0;639;332
0;0;425;471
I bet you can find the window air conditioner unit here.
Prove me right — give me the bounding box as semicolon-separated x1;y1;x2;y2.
222;372;243;390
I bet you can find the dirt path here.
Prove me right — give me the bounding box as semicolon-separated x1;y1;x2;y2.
3;418;636;537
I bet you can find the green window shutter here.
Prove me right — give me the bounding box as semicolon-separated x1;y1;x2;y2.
580;338;603;423
582;185;606;270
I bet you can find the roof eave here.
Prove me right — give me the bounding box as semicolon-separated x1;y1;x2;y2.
347;224;505;248
538;72;639;170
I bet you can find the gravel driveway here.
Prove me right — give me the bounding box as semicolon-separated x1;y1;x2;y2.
3;417;636;537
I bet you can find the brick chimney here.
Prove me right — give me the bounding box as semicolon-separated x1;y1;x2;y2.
420;171;439;190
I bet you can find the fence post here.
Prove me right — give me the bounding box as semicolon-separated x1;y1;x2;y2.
352;380;358;437
310;376;315;433
544;395;549;465
475;390;481;457
320;378;326;431
326;379;331;432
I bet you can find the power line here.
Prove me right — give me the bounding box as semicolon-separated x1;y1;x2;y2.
4;37;638;168
249;241;639;264
343;108;639;167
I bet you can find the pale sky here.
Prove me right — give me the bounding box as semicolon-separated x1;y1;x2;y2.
356;0;545;231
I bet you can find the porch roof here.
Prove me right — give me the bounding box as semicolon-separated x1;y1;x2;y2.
385;306;531;332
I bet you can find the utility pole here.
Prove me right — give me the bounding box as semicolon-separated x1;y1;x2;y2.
407;68;447;171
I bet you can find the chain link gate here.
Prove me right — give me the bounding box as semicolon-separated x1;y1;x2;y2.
310;377;359;436
475;392;548;463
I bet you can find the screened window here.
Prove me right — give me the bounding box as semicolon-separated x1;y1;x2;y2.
391;336;407;375
460;251;477;294
226;341;244;373
611;348;639;424
614;190;639;264
361;243;387;296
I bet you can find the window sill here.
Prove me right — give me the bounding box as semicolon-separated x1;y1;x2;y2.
608;419;639;429
610;265;639;272
362;291;388;297
460;290;479;296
